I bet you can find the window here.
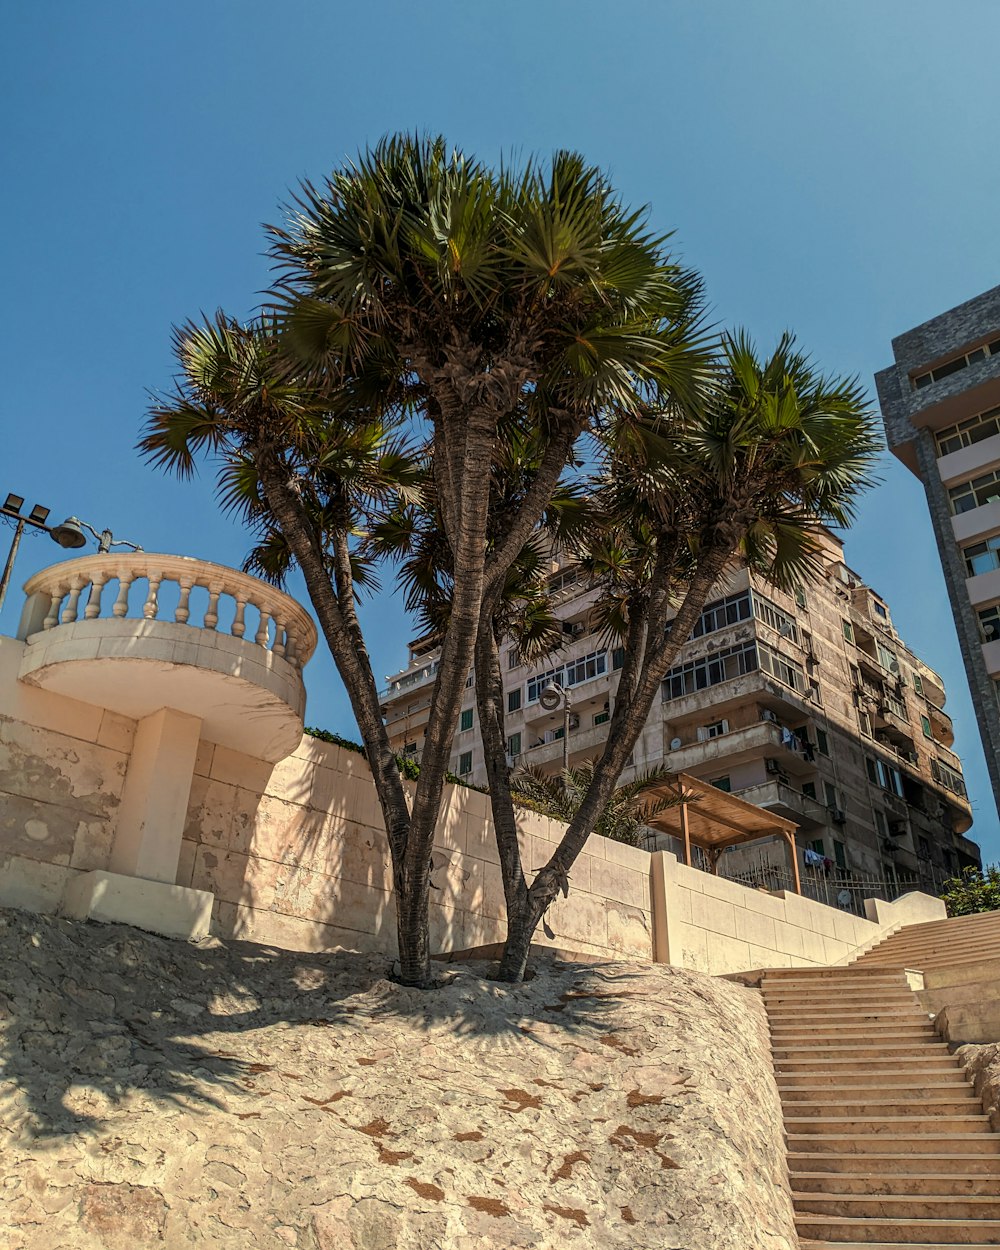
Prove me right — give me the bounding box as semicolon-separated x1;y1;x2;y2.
612;647;625;671
949;468;1000;515
751;592;799;643
824;782;838;808
593;710;610;726
698;720;729;740
710;776;731;793
794;587;806;609
465;672;474;688
459;708;473;732
866;755;904;797
808;838;825;855
872;600;888;620
757;642;806;692
931;757;967;797
526;650;607;703
842;619;854;644
802;781;817;800
661;639;805;701
873;809;889;839
917;835;931;860
458;751;473;776
964;534;1000;577
507;688;522;714
913;672;924;696
816;728;830;756
914;342;1000;395
691;591;752;638
876;641;899;674
506;733;521;758
920;714;932;739
858;710;872;738
833;840;847;870
978;603;1000;643
564;650;607;687
548;567;582;594
507;649;520;670
935;401;1000;454
403;742;417;756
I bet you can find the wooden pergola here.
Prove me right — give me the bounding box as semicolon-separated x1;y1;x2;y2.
642;772;802;894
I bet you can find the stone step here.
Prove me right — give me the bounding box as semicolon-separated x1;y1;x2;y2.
772;1040;951;1059
762;990;917;1007
791;1172;999;1196
787;1133;1000;1156
762;981;910;996
775;1055;961;1074
782;1097;983;1118
779;1080;975;1101
777;1069;969;1089
765;1005;927;1023
787;1151;1000;1176
795;1214;1000;1244
862;941;1000;962
769;1022;936;1040
785;1115;992;1136
762;965;912;979
800;1240;1000;1250
792;1192;1000;1219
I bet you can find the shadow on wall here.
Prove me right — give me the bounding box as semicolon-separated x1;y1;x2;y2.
176;735;485;960
0;907;647;1140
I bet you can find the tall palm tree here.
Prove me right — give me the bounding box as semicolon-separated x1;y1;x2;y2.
490;332;881;980
142;135;711;986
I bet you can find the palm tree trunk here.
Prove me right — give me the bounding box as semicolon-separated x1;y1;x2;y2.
496;553;731;980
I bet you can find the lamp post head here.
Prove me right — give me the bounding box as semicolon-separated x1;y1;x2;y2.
49;517;88;550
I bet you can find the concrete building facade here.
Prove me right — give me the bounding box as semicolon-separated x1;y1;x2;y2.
381;529;978;893
876;284;1000;823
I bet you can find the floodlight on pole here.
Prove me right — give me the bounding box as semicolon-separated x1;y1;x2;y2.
0;493;55;614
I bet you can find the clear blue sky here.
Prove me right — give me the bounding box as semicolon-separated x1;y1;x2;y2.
3;1;999;859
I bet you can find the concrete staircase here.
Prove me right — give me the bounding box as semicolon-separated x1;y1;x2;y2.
851;910;1000;972
761;964;1000;1248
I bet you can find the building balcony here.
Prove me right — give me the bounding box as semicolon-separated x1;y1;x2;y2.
732;780;828;831
925;698;955;748
661;668;814;725
18;552;317;764
937;430;1000;488
952;500;1000;545
665;720;814;778
523;720;609;769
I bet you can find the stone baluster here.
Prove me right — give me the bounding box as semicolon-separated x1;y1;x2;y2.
204;584;221;631
113;572;134;618
284;631;299;669
255;606;270;648
61;578;85;625
143;574;162;621
175;580;193;625
43;585;67;630
231;595;247;639
84;573;108;620
272;620;286;658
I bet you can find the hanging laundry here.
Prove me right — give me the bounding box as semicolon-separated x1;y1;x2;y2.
803;848;824;868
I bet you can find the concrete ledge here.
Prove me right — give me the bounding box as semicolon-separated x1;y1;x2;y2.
60;870;213;940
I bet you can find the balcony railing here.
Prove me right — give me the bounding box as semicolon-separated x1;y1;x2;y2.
20;552;317;666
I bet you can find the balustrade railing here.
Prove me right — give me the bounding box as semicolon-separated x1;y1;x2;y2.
21;553;317;670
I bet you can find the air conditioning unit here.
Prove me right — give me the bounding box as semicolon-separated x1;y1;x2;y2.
765;759;782;776
760;708;778;723
568;714;580;730
829;808;847;824
889;821;907;836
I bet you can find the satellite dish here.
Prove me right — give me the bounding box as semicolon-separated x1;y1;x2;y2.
837;889;852;908
539;684;564;712
670;737;682;751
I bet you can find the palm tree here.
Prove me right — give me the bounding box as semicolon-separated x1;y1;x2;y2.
490;332;881;980
511;760;681;847
142;135;711;986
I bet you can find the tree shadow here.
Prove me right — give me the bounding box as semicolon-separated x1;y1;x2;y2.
0;907;653;1143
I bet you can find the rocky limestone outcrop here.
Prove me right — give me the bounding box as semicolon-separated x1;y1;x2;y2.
0;907;795;1249
956;1041;1000;1131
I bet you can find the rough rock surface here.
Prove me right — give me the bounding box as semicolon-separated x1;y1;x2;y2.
957;1042;1000;1130
0;908;795;1249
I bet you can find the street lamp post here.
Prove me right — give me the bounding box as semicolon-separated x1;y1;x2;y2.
0;493;143;616
539;681;573;773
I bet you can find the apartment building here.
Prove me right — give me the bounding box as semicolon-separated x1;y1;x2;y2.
380;529;978;890
876;284;1000;821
